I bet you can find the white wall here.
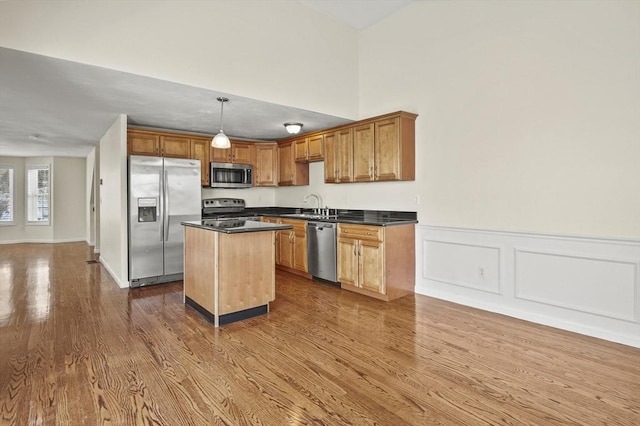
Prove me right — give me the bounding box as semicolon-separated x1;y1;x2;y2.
0;0;359;120
1;156;86;244
359;0;640;239
53;157;86;242
98;115;128;288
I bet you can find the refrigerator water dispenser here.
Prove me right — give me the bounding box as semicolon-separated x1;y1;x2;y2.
138;197;157;222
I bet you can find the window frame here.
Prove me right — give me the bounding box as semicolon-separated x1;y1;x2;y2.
0;164;16;226
25;163;51;226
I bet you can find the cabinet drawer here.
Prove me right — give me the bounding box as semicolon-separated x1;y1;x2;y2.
338;224;382;242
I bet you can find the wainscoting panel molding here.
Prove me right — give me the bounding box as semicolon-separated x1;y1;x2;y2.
423;240;502;294
416;226;640;347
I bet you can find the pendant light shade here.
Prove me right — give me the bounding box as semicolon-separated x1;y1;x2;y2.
212;97;231;149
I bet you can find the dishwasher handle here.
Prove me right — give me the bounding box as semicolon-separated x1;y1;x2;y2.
307;221;336;231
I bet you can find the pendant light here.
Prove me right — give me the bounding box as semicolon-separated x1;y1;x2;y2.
212;97;231;149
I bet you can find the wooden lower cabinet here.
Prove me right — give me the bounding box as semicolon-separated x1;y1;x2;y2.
263;217;309;277
337;223;414;301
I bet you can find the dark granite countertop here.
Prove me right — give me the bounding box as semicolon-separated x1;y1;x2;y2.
182;219;293;234
254;208;418;227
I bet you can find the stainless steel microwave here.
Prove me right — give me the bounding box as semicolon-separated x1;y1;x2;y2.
210;162;253;188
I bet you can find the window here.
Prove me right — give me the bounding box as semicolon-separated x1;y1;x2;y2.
26;164;50;225
0;164;15;224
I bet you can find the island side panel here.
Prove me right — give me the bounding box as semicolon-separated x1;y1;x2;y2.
218;231;276;315
184;226;217;313
384;224;415;301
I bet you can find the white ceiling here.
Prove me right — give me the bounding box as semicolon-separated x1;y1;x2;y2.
0;1;413;158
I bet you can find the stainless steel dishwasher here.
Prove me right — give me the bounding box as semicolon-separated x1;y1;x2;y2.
306;221;337;283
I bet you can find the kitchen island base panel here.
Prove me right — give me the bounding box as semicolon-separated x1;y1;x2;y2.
186;296;268;326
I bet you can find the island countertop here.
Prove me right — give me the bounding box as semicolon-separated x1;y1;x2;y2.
182;219;293;234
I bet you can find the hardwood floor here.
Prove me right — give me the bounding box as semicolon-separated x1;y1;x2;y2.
1;242;639;425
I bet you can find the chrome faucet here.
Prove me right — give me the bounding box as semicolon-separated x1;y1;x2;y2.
304;193;323;214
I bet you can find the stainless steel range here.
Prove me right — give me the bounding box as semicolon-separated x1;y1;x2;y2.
201;198;260;221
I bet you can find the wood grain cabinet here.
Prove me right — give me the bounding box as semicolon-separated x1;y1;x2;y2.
190;138;211;186
128;130;160;156
211;140;254;164
278;140;309;186
331;111;416;183
264;217;308;277
324;127;354;184
337;223;415;301
294;134;324;162
159;135;191;158
254;143;278;187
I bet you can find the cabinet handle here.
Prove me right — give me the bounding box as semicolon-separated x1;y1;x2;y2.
353;243;357;256
367;232;371;235
369;166;373;178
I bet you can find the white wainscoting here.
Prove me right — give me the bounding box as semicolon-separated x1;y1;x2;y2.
416;226;640;348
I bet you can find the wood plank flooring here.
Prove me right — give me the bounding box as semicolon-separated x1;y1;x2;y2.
1;242;639;425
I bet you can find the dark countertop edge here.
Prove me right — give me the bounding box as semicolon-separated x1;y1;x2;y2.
181;221;293;234
259;214;418;227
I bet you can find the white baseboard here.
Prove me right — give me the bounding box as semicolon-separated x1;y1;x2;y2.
0;238;86;245
99;258;128;289
416;225;640;348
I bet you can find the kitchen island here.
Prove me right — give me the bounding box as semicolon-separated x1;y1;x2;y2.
181;219;293;327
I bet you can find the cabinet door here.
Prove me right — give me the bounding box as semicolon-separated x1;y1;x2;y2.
292;225;307;273
232;142;254;164
278;142;294;185
374;117;401;181
359;239;385;294
294;139;308;162
307;134;324;161
336;127;354;183
211;146;231;163
190;138;210;186
337;237;358;287
324;132;337;183
128;131;159;156
255;143;278;186
352;123;375;182
278;231;294;268
160;135;191;158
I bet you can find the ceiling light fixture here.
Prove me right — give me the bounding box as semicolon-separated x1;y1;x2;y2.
212;97;231;149
284;122;303;134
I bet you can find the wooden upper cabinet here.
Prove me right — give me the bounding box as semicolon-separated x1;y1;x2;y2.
211;140;254;164
352;123;375;182
294;134;324;163
336;127;354;183
294;138;308;162
347;112;416;183
160;135;191;158
324;132;337;183
190;138;211;186
128;130;160;156
254;143;278;187
307;134;324;161
278;141;309;186
232;142;254;164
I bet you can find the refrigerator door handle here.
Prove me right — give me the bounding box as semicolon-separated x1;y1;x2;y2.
159;169;164;242
164;169;170;241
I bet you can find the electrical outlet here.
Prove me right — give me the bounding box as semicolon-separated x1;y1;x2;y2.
478;267;485;279
414;195;420;204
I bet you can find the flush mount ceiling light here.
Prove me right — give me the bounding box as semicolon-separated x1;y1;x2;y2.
284;122;303;134
211;97;231;149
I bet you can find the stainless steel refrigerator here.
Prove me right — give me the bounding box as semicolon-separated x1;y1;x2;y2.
128;155;201;287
